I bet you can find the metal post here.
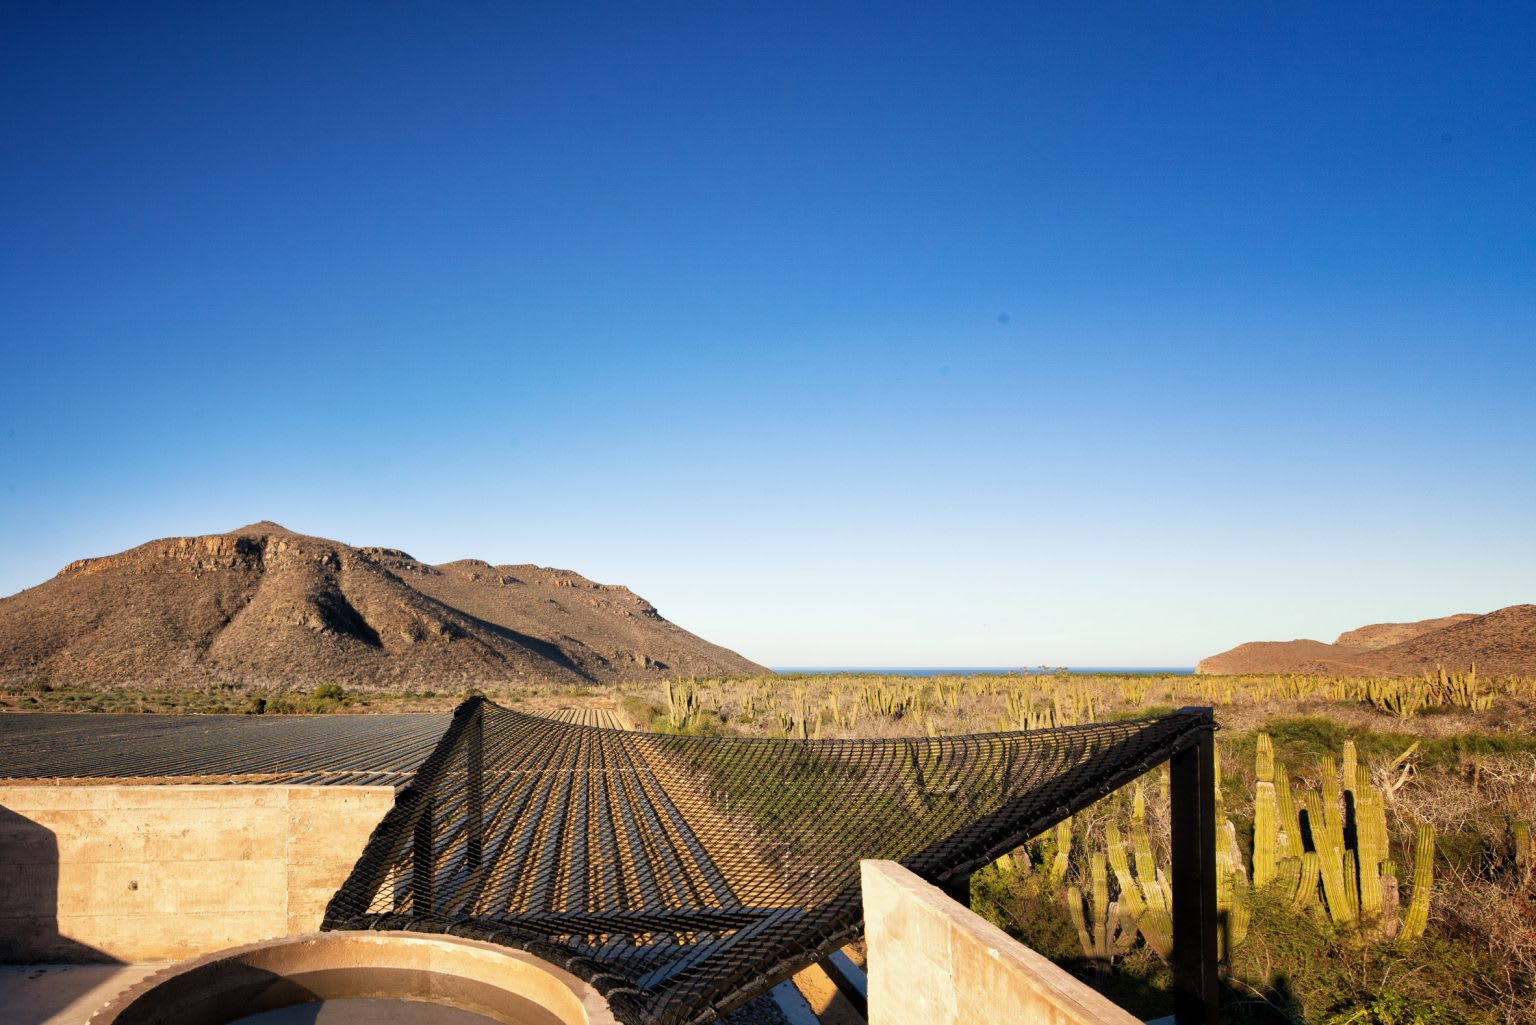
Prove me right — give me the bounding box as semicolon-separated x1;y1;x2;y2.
467;709;484;871
412;795;435;914
817;953;869;1020
939;871;971;907
1170;709;1220;1024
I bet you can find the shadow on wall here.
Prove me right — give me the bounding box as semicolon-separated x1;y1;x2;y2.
0;805;120;963
0;805;122;1020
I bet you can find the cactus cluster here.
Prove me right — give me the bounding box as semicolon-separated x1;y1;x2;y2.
1364;665;1494;718
1250;734;1435;942
822;689;858;730
771;685;816;739
1058;733;1437;968
665;677;701;729
861;679;924;721
649;667;1533;746
1067;851;1135;968
1004;679;1099;730
1104;787;1172;957
1118;677;1154;707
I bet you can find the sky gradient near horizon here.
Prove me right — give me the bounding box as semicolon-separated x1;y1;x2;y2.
3;3;1534;667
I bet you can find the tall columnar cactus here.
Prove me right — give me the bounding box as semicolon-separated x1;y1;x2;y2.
1216;817;1251;955
1050;817;1073;883
1253;734;1278;888
1305;789;1355;924
1106;820;1172;958
790;686;813;740
1276;763;1300;860
1399;824;1435;941
1352;766;1388;922
1290;851;1321;909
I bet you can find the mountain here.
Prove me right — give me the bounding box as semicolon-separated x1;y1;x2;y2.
0;522;767;689
1196;606;1536;676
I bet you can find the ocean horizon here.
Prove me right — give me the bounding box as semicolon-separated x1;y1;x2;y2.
772;666;1196;676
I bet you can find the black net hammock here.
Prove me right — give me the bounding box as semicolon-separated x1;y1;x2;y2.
324;697;1215;1025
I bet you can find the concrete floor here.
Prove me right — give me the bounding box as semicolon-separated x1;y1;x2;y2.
0;963;169;1025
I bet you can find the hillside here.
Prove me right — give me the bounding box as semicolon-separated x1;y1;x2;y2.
1332;613;1479;650
1197;605;1536;676
0;522;766;690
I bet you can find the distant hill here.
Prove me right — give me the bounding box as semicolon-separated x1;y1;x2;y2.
0;522;766;690
1196;606;1536;676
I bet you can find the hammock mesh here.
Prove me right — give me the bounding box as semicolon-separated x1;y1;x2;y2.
324;697;1214;1025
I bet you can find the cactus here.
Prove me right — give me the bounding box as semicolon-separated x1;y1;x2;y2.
792;686;812;740
1291;851;1321;909
1004;688;1032;730
1106;821;1173;957
1256;732;1275;781
1515;820;1533;888
1305;790;1355;924
1275;764;1299;860
1105;768;1250;963
1253;734;1278;888
825;691;845;730
1398;823;1435;942
665;677;701;729
1352;766;1387;922
1216;817;1251;955
1066;851;1133;967
1252;731;1435;943
1049;818;1072;883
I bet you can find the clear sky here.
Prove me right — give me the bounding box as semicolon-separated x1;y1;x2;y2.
2;3;1533;668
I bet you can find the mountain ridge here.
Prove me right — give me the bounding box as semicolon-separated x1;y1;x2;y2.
0;522;766;689
1196;605;1536;676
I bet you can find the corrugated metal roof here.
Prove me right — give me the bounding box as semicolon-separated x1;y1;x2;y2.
0;712;450;786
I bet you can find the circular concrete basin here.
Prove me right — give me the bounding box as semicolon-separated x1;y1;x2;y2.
87;932;619;1025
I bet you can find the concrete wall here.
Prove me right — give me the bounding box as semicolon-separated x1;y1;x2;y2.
0;785;395;962
861;860;1142;1025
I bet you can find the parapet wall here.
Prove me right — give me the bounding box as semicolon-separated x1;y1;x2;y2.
0;784;394;962
860;859;1142;1025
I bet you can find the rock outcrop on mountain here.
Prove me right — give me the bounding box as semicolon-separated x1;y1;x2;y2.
0;522;767;690
1196;606;1536;676
1333;614;1479;651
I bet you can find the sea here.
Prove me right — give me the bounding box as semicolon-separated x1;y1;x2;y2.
772;666;1195;676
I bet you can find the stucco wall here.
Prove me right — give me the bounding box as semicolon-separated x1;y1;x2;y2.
860;860;1142;1025
0;784;394;962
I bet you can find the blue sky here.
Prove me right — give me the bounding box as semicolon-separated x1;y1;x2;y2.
2;3;1533;667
